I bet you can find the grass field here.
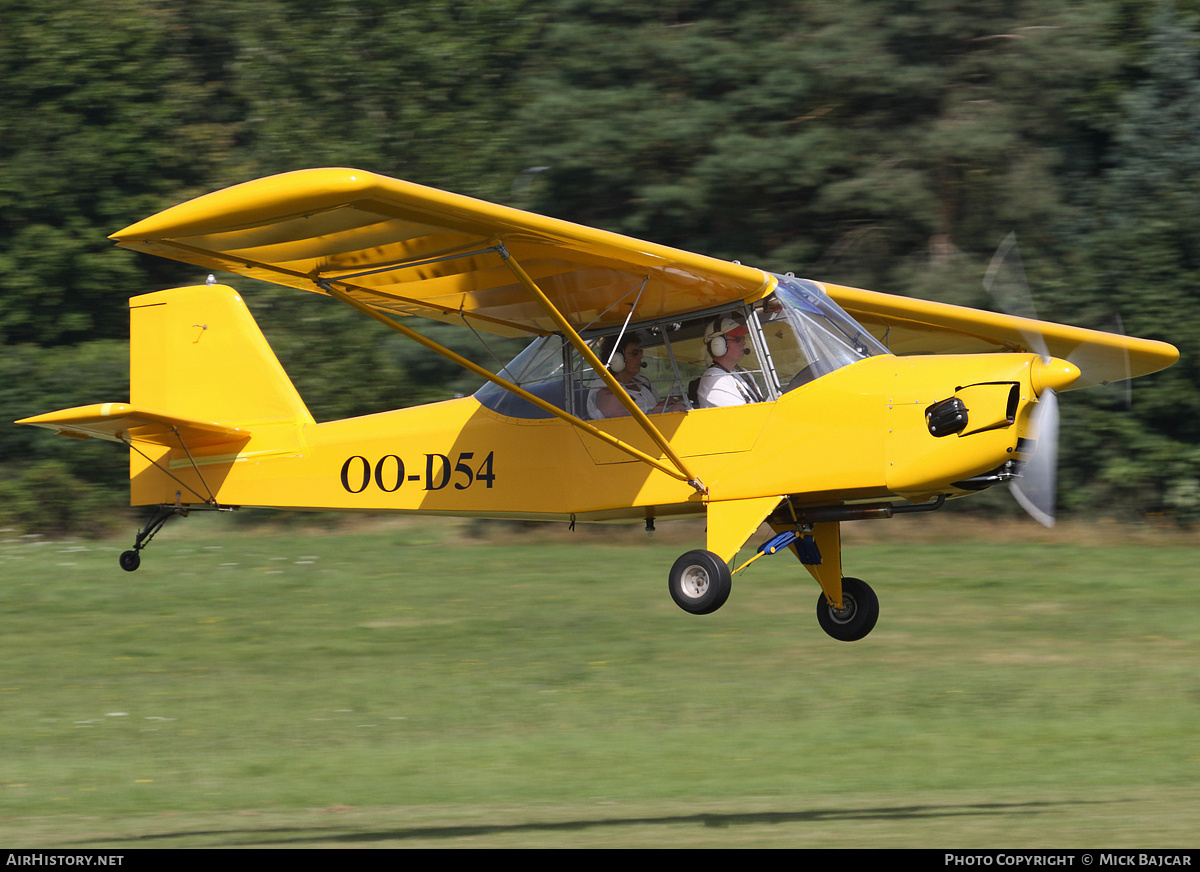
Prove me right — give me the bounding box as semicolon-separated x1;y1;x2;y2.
1;513;1197;847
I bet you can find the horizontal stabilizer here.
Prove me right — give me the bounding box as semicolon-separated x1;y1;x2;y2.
16;403;249;447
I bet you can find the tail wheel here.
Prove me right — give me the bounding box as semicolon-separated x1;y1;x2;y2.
668;550;732;615
816;576;878;641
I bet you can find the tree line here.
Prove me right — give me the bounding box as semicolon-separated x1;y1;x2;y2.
3;0;1199;533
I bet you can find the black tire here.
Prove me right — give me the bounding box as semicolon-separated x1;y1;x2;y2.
668;550;732;615
119;550;141;572
815;576;878;641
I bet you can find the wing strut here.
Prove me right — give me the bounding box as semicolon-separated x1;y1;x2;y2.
497;247;706;494
320;284;703;489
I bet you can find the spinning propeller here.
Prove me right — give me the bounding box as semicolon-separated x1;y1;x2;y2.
982;233;1124;527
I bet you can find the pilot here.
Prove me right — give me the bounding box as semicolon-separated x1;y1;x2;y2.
696;316;764;407
587;334;683;418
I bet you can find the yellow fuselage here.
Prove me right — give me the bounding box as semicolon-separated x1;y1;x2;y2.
132;351;1046;523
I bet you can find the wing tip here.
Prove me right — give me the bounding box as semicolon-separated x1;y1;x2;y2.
111;168;386;241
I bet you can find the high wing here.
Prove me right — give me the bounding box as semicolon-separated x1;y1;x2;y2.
112;167;1175;387
825;283;1178;390
112;168;773;337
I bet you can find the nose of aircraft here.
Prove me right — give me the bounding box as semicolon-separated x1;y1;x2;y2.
1031;357;1081;396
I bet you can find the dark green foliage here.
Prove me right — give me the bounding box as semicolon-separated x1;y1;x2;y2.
0;0;238;346
223;0;542;198
1059;4;1200;519
519;1;1117;295
0;341;131;534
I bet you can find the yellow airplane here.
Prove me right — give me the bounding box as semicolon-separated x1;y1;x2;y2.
17;168;1179;641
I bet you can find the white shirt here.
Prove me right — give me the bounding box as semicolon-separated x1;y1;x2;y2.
587;374;660;419
696;365;762;408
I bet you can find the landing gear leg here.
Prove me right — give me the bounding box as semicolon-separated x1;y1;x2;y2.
119;503;189;572
765;518;881;641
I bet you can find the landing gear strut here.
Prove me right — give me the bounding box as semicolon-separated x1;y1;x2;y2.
738;516;883;641
119;504;189;572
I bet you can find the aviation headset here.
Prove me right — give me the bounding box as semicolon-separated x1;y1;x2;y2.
599;333;643;374
705;316;748;359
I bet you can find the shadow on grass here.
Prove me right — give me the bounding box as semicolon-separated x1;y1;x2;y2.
103;798;1118;847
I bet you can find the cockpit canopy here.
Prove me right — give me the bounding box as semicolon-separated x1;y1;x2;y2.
475;275;891;419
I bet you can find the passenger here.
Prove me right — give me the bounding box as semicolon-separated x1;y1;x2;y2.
696;316;764;407
588;334;683;418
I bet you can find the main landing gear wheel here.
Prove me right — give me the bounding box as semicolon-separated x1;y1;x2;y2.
816;576;879;642
669;549;732;615
119;550;141;572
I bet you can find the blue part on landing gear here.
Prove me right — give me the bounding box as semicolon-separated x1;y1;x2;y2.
796;534;821;565
759;531;798;554
755;530;821;564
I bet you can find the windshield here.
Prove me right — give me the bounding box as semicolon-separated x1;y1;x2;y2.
757;274;890;391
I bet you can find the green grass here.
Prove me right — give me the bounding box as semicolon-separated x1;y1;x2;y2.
1;515;1198;847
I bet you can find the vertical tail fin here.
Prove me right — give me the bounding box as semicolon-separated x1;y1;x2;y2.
130;284;313;426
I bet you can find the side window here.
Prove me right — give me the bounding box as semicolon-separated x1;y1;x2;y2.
633;331;691;409
569;330;690;418
679;310;773;406
571;307;775;417
653;323;713;408
475;336;569;418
